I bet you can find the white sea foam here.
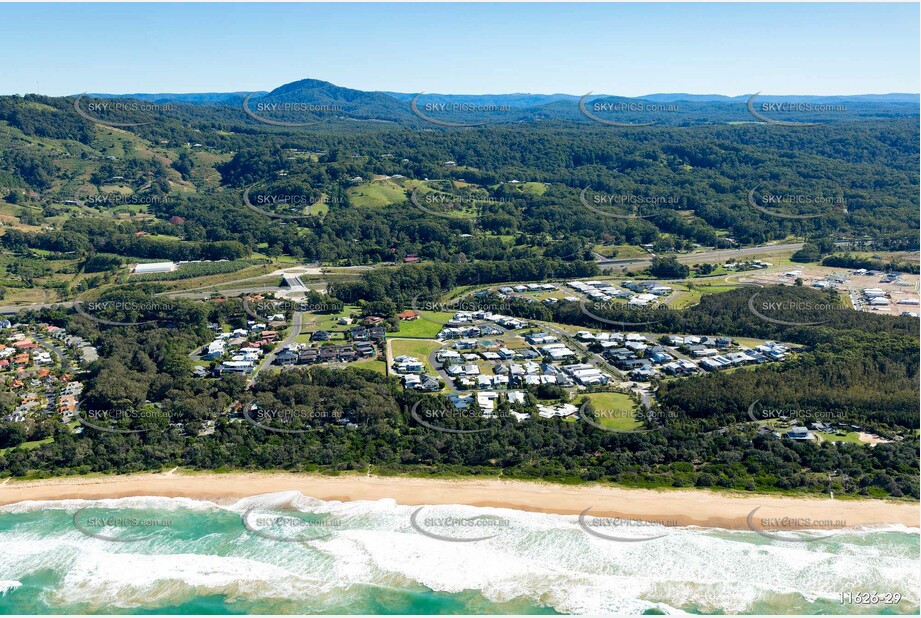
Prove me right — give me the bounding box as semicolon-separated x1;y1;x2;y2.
0;580;22;596
0;495;223;514
0;494;917;614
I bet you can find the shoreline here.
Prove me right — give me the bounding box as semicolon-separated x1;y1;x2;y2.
1;471;917;531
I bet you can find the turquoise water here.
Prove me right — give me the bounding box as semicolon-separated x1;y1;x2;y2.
0;493;917;614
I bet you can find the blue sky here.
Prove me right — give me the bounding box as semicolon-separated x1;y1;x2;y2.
2;3;918;96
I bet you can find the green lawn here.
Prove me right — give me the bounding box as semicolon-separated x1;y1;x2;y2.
583;392;641;431
816;431;863;444
390;339;443;373
304;305;360;333
395;315;450;338
0;436;54;455
357;359;388;375
347;180;407;208
519;182;547;196
693;283;743;295
668;289;702;309
733;337;767;349
593;244;649;259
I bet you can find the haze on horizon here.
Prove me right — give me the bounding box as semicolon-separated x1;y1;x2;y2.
1;3;919;98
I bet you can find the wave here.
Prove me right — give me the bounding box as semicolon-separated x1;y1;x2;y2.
0;495;225;514
0;580;22;596
0;493;917;614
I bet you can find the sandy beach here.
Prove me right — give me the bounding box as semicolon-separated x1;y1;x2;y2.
1;470;917;530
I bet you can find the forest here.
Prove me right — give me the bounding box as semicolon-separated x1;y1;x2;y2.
1;93;918;267
0;285;916;500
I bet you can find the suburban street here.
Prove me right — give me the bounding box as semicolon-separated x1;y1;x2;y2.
248;310;306;386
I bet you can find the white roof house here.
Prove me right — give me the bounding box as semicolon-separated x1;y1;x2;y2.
134;261;177;274
541;344;576;360
537;403;578;418
477;391;499;413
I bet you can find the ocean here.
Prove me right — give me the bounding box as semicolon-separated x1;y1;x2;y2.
0;492;917;615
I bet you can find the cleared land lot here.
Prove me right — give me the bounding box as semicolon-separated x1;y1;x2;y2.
583;392;641;431
741;264;919;316
389;339;443;373
394;313;454;338
347;179;407;208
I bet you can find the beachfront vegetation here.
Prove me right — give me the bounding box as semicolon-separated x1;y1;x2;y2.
0;287;916;500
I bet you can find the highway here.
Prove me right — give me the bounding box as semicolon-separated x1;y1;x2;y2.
0;241;819;316
0;301;75;316
595;242;807;270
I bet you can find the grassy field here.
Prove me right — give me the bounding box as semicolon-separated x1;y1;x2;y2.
816;431;863;444
593;244;650;259
518;182;547;196
357;359;388;375
389;339;442;373
692;282;744;295
668;289;702;309
347;180;407;208
304;305;359;333
733;337;768;348
394;314;451;338
0;436;54;455
583;392;641;431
